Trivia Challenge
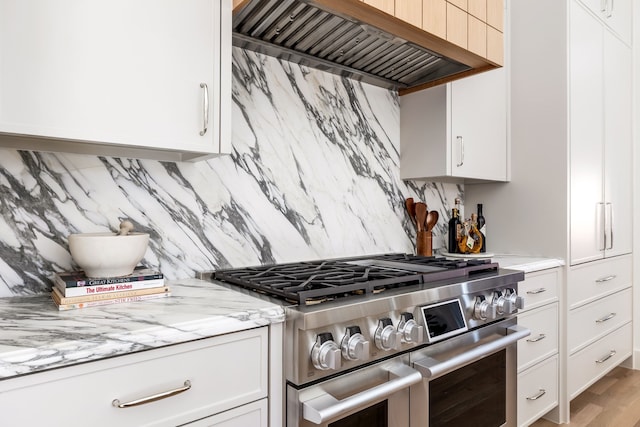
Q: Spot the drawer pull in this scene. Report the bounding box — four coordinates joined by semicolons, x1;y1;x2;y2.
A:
112;380;192;408
526;389;546;401
595;313;616;323
595;350;616;364
595;275;616;283
526;334;546;343
526;288;547;295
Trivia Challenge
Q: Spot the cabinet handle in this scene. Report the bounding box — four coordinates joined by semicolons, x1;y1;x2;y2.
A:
595;275;616;283
595;350;616;364
597;203;606;251
456;136;464;167
526;288;547;295
200;83;209;136
595;313;616;323
605;203;613;250
607;0;614;17
112;380;192;408
526;389;547;401
526;334;546;343
600;0;607;12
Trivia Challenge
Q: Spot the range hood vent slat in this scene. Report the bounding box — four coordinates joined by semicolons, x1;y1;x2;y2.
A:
233;0;479;91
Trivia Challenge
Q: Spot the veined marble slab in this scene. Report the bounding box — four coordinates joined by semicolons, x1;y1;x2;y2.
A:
0;279;284;379
490;254;565;273
0;47;462;297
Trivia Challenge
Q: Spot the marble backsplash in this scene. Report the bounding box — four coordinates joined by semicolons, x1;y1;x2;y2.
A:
0;48;462;297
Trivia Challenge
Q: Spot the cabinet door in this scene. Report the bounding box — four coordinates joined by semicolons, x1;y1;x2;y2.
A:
603;30;632;258
450;66;507;181
0;0;223;155
569;2;604;265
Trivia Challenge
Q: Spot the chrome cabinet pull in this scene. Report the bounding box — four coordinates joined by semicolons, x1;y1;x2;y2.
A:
302;364;422;424
607;0;614;17
597;202;606;251
596;350;616;364
456;136;464;167
526;334;546;343
112;380;192;408
600;0;607;12
605;203;613;250
526;389;546;401
595;275;616;283
200;83;209;136
526;288;547;295
595;313;616;323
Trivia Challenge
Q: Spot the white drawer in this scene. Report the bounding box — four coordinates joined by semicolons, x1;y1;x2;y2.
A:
517;355;558;427
0;327;268;427
568;255;631;309
568;322;632;399
520;268;560;312
517;303;558;372
568;288;632;354
184;399;268;427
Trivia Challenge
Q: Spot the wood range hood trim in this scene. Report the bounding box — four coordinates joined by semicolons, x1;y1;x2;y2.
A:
233;0;501;94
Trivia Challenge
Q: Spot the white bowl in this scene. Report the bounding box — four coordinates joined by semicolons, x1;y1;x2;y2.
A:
68;232;150;278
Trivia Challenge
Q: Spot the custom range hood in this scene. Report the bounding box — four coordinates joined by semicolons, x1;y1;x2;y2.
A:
233;0;500;94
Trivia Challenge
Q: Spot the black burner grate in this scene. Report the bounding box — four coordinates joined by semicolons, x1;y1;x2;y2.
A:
214;254;498;305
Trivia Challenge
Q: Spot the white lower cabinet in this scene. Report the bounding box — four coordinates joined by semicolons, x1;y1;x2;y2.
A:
0;327;269;427
183;399;267;427
568;322;632;399
516;268;560;427
567;255;633;399
518;355;559;427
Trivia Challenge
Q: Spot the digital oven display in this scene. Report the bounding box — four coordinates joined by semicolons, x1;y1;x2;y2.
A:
420;299;468;344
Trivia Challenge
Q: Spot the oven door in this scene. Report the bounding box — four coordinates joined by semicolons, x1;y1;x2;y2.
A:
287;355;422;427
409;318;530;427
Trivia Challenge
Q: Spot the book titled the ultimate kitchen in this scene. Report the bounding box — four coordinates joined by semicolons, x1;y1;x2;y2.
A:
53;267;165;297
52;288;171;311
51;285;171;305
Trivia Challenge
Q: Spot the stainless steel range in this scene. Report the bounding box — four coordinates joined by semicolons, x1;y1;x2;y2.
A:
211;253;530;427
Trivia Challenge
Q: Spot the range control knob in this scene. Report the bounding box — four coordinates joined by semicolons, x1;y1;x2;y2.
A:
398;312;425;344
505;288;525;313
493;291;511;315
473;295;497;321
311;333;342;371
341;326;370;361
374;318;401;351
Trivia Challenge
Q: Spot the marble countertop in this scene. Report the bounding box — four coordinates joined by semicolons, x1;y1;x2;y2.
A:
490;254;565;273
0;278;284;380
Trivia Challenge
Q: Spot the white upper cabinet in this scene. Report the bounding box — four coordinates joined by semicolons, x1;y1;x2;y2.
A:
399;65;508;182
569;1;632;264
578;0;632;44
0;0;231;161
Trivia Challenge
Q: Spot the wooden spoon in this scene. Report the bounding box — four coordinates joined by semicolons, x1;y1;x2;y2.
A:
405;198;416;225
415;203;427;232
425;210;439;232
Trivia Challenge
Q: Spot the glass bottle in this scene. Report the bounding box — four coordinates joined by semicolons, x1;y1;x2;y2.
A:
477;204;486;253
448;208;461;253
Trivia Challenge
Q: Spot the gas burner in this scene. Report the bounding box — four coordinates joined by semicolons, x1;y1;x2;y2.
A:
214;254;500;305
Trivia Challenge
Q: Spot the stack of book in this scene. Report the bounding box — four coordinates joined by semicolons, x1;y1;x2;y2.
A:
51;266;170;310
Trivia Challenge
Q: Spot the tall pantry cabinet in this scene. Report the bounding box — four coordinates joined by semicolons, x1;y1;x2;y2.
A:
464;0;632;424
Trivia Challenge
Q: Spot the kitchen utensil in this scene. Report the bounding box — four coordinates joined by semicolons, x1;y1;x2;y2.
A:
68;220;149;278
425;210;439;232
415;202;427;232
416;230;433;256
405;198;416;225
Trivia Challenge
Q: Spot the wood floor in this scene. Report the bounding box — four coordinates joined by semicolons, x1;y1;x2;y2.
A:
531;367;640;427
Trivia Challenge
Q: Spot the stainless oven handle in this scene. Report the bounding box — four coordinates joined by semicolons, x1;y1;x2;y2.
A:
413;325;530;379
302;363;422;424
